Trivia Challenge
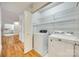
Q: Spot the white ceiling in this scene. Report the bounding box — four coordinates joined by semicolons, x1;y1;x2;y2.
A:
0;2;33;24
0;2;51;24
1;2;33;15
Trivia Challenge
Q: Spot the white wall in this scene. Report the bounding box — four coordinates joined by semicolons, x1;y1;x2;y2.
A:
24;11;32;53
19;14;25;43
0;9;1;55
2;9;18;24
19;11;32;53
32;2;79;38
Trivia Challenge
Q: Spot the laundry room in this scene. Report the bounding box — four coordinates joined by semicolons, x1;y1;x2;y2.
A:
0;2;79;57
32;2;79;57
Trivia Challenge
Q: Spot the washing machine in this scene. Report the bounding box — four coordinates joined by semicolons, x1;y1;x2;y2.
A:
48;33;77;57
34;33;48;56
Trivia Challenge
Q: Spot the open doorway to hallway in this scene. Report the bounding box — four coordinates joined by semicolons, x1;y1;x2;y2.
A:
0;2;48;57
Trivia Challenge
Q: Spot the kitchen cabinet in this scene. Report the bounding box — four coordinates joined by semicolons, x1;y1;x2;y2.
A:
48;38;74;57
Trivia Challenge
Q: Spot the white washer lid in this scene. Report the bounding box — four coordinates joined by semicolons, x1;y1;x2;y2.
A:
49;34;79;42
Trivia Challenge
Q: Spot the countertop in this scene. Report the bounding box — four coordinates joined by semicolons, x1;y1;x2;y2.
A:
49;34;79;42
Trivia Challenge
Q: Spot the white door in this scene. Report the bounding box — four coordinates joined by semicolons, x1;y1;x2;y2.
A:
48;38;74;57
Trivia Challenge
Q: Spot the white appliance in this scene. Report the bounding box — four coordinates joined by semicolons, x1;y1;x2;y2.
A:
74;41;79;57
48;33;78;57
34;33;48;56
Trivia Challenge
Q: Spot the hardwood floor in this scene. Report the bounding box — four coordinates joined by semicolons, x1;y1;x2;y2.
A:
1;35;41;57
2;35;24;57
24;49;41;57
